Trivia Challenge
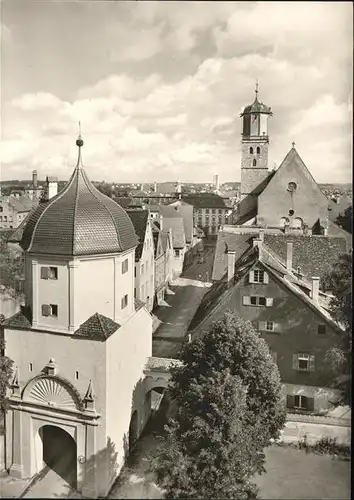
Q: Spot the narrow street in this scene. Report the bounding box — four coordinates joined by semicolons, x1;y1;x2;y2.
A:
152;243;215;358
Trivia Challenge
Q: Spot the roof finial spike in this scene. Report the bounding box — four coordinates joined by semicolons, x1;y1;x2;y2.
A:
255;79;259;97
292;141;295;149
76;121;84;168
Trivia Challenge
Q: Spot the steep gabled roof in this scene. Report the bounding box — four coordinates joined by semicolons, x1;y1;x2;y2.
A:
126;209;149;261
162;217;186;249
73;313;120;340
212;231;254;281
190;244;342;336
260;147;328;204
7;212;31;243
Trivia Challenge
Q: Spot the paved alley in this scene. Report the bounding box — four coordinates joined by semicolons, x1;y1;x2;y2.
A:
152;243;215;358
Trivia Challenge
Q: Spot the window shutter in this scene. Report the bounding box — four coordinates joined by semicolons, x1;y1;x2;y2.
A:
309;355;315;372
263;272;269;284
266;297;274;307
41;304;50;317
41;267;49;279
242;296;251;306
292;354;299;370
286;395;295;409
249;270;255;283
306;397;315;412
258;321;266;331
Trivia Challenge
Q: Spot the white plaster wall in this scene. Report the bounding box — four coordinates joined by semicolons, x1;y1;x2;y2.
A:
74;250;135;328
138;223;155;312
35;258;70;331
4;328;107;417
104;307;152;493
280;421;351;445
284;383;341;414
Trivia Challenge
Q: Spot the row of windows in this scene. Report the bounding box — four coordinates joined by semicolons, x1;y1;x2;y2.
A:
195;208;226;214
41;294;129;318
287;394;314;411
40;259;130;281
257;320;327;335
243;295;273;307
249;146;261;155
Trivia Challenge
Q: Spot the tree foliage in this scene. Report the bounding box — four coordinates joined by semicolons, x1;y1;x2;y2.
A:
0;237;24;297
0;315;14;416
151;313;286;499
335;206;352;234
323;252;352;407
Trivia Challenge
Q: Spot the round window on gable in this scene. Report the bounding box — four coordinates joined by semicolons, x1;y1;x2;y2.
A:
287;182;297;192
289;209;295;216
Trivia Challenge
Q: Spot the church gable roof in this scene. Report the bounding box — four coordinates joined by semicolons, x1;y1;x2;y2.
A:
259;147;328;204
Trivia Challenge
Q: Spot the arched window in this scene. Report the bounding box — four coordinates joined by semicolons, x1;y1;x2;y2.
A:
292;217;303;229
249;147;254;155
279;217;289;228
256;146;260;154
253;159;257;167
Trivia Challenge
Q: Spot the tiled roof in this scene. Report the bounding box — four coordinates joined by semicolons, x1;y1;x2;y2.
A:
73;313;120;340
183;194;231;209
144;356;183;372
326;221;352;249
8;195;37;213
7;213;31;243
114;197;134;208
134;298;145;311
263;234;348;280
3;307;32;329
241;96;272;116
21;162;138;256
212;231;254;280
126;209;149;261
162;217;186;249
160;202;193;244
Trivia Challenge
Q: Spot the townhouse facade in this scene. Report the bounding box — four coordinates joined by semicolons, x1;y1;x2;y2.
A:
152;222;174;307
126;209;155;313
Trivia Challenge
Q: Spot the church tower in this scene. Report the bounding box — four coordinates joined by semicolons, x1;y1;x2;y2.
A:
240;84;272;199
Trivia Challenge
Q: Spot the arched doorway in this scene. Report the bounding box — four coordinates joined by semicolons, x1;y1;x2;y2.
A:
39;425;77;489
128;411;138;452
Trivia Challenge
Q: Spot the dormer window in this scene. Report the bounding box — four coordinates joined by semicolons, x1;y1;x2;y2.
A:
41;266;58;280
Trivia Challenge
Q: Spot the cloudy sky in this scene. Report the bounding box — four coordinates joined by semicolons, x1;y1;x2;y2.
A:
1;1;352;184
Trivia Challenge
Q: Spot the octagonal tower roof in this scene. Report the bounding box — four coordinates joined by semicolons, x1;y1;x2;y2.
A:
21;136;138;256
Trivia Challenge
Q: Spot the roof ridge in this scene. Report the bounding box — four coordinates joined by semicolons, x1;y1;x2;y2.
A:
82;168;124;251
27;170;76;253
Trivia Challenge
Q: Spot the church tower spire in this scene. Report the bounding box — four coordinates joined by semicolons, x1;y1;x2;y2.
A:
240;84;272;201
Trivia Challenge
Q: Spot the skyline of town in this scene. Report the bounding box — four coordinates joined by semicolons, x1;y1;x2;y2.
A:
1;1;352;184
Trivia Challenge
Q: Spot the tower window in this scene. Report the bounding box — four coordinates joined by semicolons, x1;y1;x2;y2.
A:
249;147;254;154
122;259;128;274
253;159;257;167
256;147;260;154
29;363;33;372
121;294;128;309
289;209;295;216
75;371;79;380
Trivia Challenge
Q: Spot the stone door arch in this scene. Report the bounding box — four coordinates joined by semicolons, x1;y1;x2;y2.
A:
38;424;77;488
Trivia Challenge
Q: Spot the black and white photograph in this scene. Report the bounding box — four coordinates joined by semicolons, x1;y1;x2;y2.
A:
0;1;352;498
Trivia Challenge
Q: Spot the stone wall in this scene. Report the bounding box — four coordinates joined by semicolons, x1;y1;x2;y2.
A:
280;413;351;445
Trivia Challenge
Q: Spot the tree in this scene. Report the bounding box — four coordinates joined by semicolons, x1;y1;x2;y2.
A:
151;313;286;499
0;315;14;417
323;251;352;407
96;183;113;198
0;239;24;298
335;206;352;234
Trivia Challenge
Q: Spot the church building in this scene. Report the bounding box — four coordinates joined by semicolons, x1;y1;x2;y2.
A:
2;137;158;497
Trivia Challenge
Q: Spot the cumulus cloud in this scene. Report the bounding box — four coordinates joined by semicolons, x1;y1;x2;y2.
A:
1;1;352;184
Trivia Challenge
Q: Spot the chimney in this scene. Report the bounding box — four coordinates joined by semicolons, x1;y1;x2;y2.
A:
227;250;236;282
311;277;320;302
252;237;263;248
286;242;293;272
46;176;58;200
32;170;38;189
